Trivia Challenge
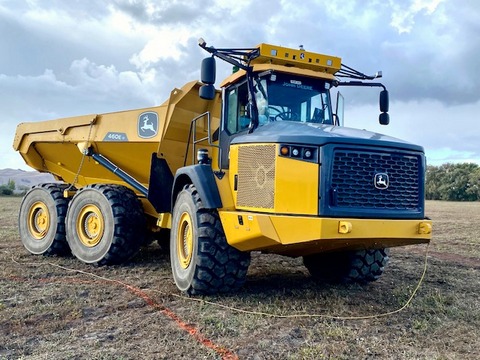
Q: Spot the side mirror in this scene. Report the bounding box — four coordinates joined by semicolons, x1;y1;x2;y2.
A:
379;90;389;113
379;112;390;125
201;57;216;84
199;84;216;100
199;57;216;100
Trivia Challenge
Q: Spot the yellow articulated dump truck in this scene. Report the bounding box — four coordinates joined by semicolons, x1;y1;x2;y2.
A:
13;39;432;295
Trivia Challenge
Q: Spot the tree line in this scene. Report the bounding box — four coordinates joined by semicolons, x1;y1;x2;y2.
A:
2;163;480;201
0;179;16;195
426;163;480;201
0;180;30;196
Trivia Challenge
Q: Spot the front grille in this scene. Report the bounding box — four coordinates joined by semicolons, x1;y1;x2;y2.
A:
331;149;420;211
237;144;276;209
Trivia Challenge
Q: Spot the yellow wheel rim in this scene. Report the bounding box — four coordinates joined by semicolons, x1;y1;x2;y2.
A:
177;212;194;269
77;204;104;247
28;201;50;240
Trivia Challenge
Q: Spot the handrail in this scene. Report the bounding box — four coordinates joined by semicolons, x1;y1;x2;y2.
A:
184;111;221;167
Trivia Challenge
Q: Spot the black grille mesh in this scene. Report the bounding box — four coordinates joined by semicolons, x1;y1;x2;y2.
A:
331;150;420;210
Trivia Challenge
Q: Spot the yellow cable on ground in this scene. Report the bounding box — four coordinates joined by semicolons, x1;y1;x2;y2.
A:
168;243;431;320
6;242;430;321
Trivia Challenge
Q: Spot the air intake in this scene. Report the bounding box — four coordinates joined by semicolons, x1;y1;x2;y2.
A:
237;145;276;209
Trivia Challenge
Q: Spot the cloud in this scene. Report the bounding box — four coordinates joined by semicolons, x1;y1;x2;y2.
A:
390;0;443;34
0;1;146;75
1;60;155;119
129;27;196;69
1;0;479;171
113;0;209;25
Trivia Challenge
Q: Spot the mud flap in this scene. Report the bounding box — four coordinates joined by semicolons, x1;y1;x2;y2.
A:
148;154;174;213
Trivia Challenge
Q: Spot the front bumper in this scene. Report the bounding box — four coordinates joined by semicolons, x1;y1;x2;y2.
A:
219;211;432;256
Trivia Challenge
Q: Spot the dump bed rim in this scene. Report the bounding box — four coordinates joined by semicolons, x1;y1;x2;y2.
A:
13;114;98;151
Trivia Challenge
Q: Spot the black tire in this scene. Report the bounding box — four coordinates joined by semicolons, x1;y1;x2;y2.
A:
18;183;71;256
303;248;390;283
66;184;146;266
170;184;251;295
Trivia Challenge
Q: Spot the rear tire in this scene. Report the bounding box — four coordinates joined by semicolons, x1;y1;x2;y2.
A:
303;248;390;283
18;183;71;256
66;184;146;266
170;184;251;295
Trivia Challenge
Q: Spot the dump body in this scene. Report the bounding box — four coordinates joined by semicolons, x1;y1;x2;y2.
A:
13;80;221;218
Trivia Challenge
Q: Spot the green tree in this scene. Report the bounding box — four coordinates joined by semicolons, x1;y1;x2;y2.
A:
426;163;480;201
0;185;13;196
467;166;480;200
0;180;16;196
7;179;15;191
425;165;443;200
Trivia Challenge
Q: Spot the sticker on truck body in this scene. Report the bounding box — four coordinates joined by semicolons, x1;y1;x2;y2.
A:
103;132;128;141
138;111;159;139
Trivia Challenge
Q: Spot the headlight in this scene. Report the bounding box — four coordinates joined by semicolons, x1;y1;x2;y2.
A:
279;144;318;163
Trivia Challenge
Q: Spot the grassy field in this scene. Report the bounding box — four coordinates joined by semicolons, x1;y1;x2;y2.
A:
0;197;479;359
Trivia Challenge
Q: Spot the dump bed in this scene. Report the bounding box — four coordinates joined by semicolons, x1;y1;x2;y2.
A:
13;81;220;200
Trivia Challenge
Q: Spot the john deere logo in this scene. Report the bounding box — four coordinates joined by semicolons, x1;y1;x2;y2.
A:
138;112;158;139
374;173;389;189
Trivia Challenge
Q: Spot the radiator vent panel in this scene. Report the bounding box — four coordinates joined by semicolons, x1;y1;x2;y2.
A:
237;145;276;209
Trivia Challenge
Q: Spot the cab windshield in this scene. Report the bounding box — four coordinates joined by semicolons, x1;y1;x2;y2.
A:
225;73;333;135
255;73;333;126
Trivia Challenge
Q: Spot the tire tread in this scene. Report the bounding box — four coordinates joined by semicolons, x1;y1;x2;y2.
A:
176;184;251;295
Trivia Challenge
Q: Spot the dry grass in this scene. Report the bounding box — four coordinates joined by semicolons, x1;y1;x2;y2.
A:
0;197;479;359
426;201;480;258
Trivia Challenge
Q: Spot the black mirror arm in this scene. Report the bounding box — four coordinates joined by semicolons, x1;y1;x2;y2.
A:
199;39;261;133
334;81;387;91
198;39;259;72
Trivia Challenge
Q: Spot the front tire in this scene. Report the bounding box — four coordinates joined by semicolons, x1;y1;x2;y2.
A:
170;184;251;295
66;184;145;266
18;183;71;256
303;248;390;283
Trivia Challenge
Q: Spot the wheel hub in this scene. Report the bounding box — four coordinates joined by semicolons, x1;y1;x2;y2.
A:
28;202;50;240
177;212;193;269
77;204;104;247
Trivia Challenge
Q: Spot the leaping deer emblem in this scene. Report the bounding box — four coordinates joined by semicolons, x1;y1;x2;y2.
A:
377;175;387;187
140;115;155;133
374;173;389;189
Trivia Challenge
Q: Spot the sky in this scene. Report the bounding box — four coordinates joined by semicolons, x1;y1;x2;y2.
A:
1;0;479;170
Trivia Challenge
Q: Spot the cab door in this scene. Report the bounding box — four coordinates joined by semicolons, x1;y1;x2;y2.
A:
219;79;251;168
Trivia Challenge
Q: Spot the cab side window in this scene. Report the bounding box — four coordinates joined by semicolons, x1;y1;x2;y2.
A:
226;81;250;134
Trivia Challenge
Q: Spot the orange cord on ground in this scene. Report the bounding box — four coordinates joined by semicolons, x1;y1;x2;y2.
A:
5;243;430;358
5;257;238;360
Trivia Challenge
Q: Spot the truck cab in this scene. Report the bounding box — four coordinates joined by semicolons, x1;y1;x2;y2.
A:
219;69;335;166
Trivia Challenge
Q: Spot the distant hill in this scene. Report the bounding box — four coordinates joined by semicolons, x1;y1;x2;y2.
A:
0;168;56;190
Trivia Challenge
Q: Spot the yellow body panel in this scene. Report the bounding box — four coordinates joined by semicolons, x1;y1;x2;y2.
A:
156;84;221;171
219;211;432;256
228;145;240;194
214;170;236;211
253;43;342;74
274;156;318;215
